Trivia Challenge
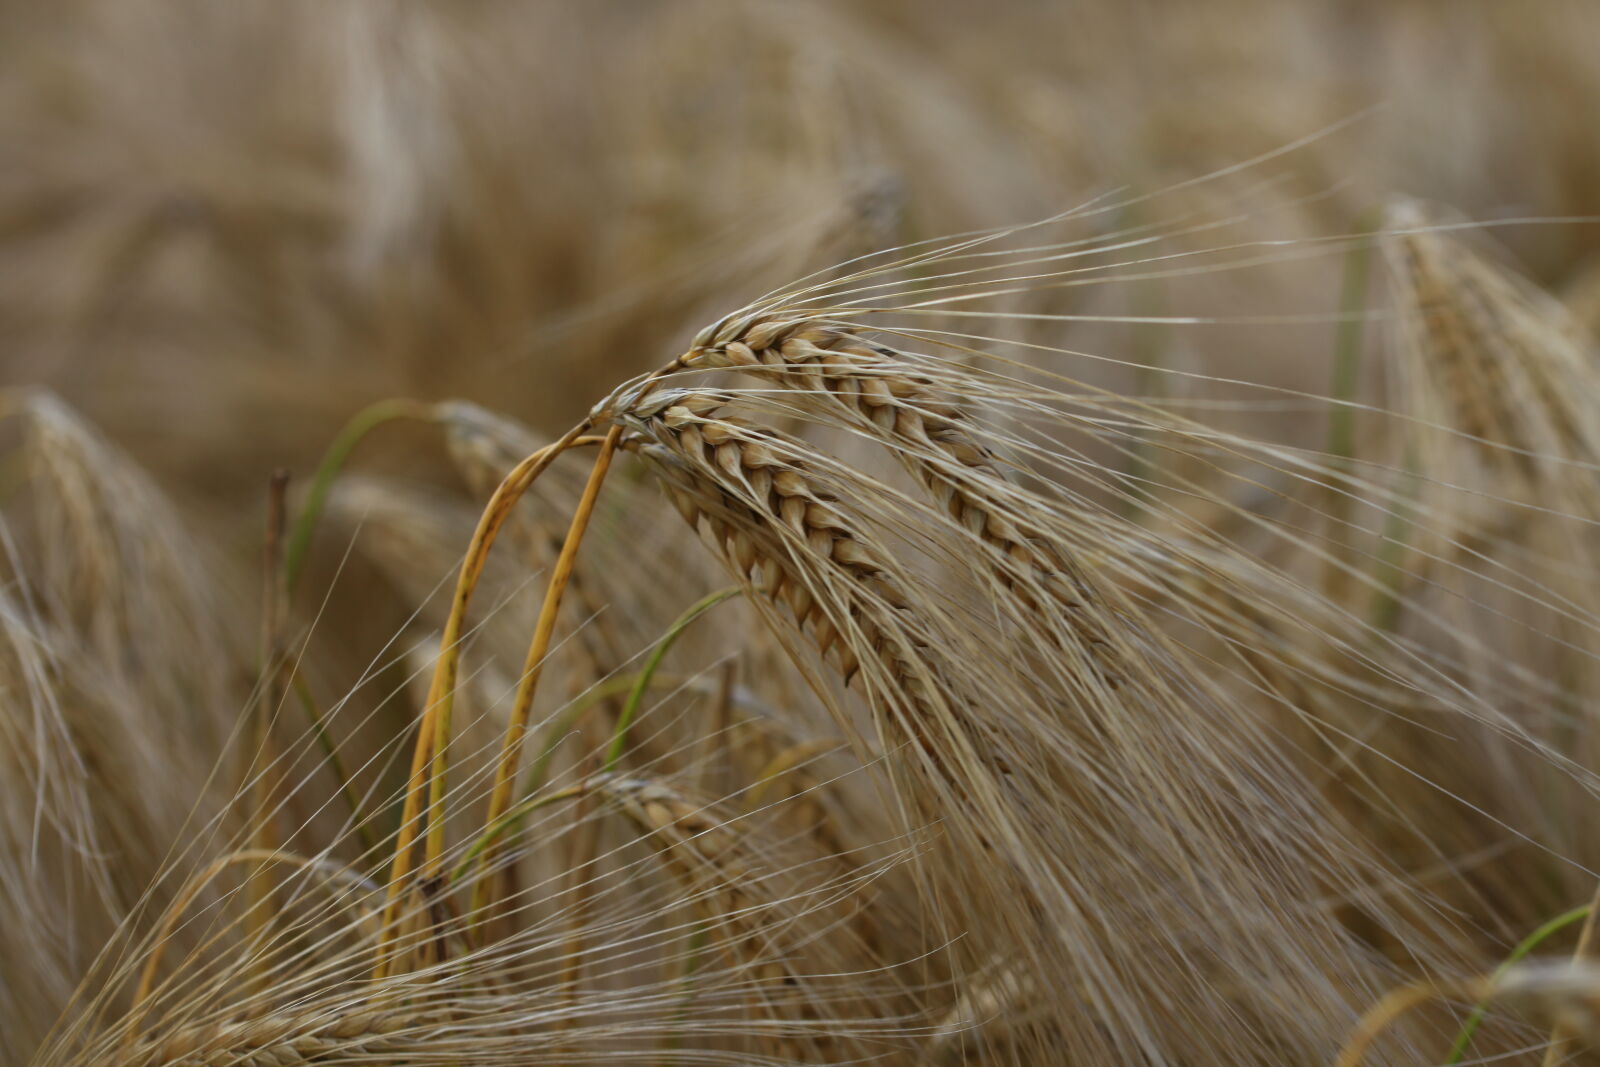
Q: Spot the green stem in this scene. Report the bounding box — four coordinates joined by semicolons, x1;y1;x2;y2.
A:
284;398;431;594
448;781;597;886
453;670;707;877
522;674;658;801
1327;224;1375;464
1121;276;1169;519
291;674;377;856
1321;221;1374;602
1444;904;1591;1064
1369;465;1420;631
603;588;741;774
450;578;738;888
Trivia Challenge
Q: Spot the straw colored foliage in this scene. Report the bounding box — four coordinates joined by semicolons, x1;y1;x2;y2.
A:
6;3;1600;1065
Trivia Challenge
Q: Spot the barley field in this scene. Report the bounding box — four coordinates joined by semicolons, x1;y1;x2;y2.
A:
5;3;1600;1065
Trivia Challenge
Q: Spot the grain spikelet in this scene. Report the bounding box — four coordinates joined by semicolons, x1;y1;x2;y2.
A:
1387;201;1600;485
680;318;1122;681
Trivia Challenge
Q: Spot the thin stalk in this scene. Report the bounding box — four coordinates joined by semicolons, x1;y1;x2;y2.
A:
1323;225;1375;603
1369;466;1420;632
123;849;383;1050
467;426;625;922
605;587;742;773
560;772;603;1037
291;673;377;857
284;398;432;594
125;849;301;1049
1538;888;1600;1066
275;399;424;860
522;673;697;802
448;780;599;885
1444;904;1590;1064
373;423;596;980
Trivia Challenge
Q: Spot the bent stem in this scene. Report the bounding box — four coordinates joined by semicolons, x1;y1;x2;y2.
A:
1444;903;1590;1064
284;398;433;595
467;424;625;925
372;422;596;980
1538;889;1600;1067
449;780;601;886
604;586;742;774
1335;982;1446;1067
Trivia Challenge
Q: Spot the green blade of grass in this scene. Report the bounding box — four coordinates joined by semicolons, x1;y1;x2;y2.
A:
284;397;431;594
1369;464;1420;632
291;673;377;857
1444;904;1591;1064
451;587;739;886
449;779;600;886
603;587;741;774
1322;221;1374;602
1327;223;1376;465
521;674;650;801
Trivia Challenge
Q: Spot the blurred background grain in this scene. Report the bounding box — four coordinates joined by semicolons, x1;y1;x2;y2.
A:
5;4;1600;1062
6;0;1599;521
